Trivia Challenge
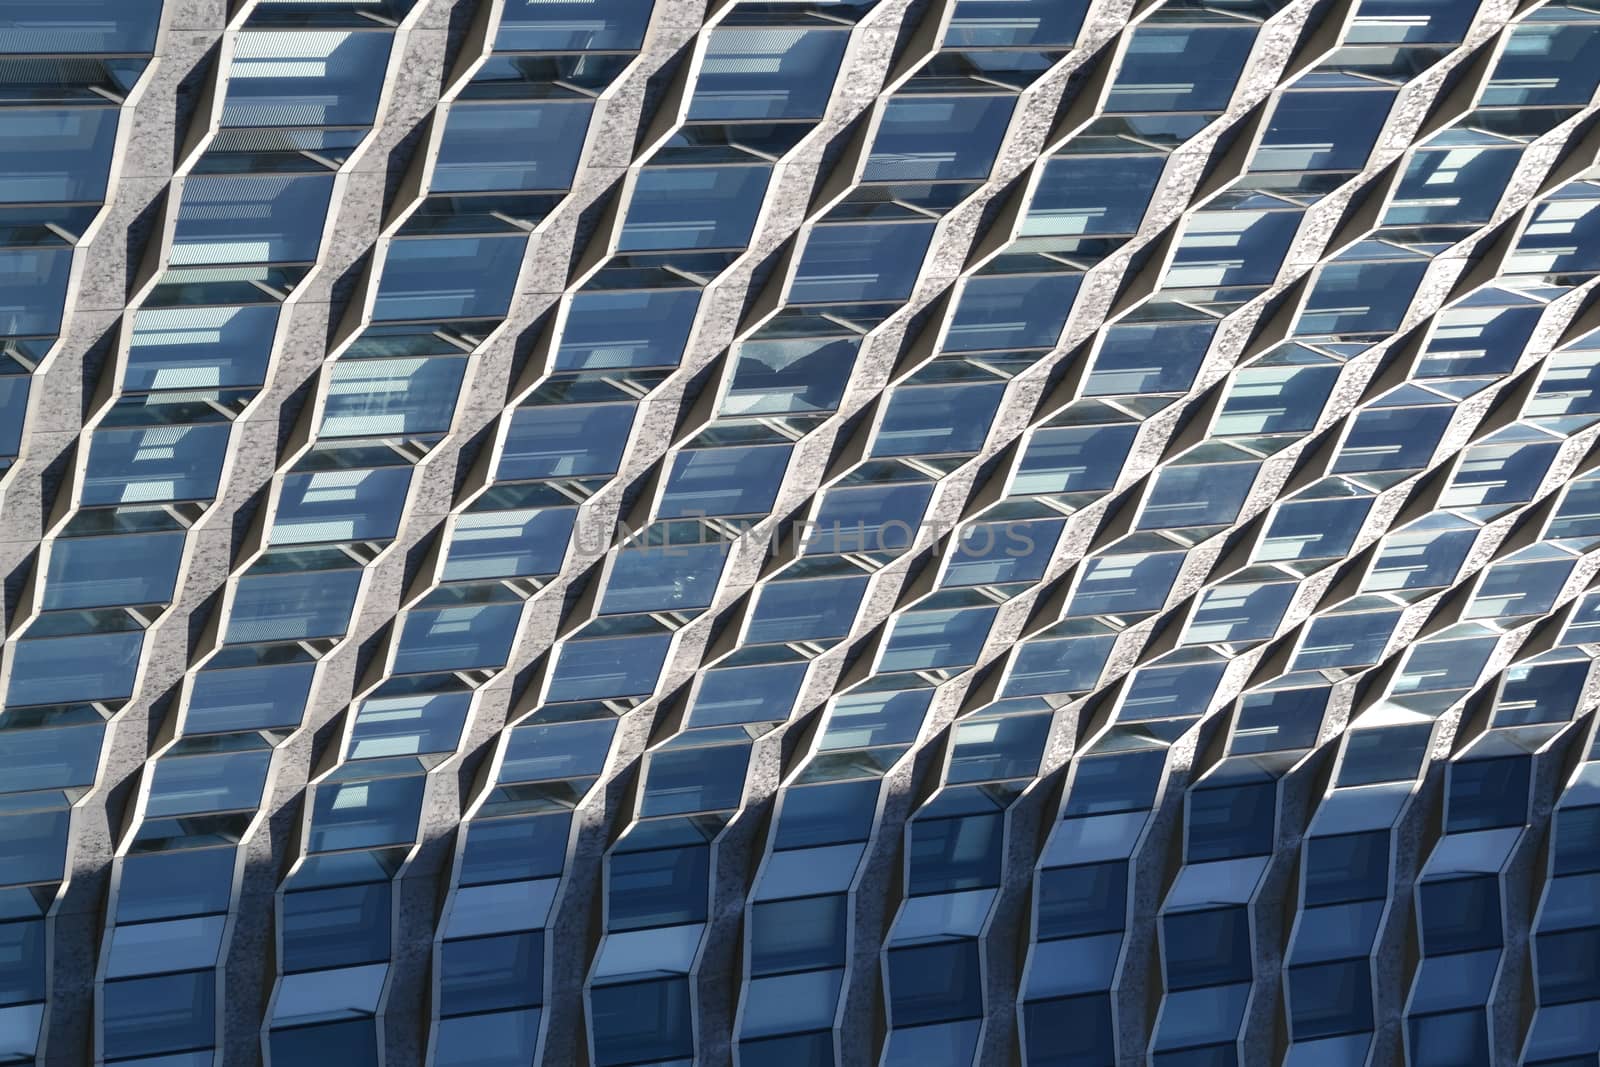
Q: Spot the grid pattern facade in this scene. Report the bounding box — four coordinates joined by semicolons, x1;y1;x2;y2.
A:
3;0;1600;1065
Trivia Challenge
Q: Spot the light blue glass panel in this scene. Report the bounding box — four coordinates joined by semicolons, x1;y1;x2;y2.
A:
0;248;72;338
499;404;635;479
618;165;770;252
43;532;185;610
321;357;468;437
0;0;163;52
494;0;652;51
790;222;935;305
170;174;336;266
125;306;281;390
433;101;593;192
6;631;143;705
554;289;700;371
371;236;526;321
223;30;392;128
273;467;414;544
1106;26;1256;113
224;569;363;644
864;95;1014;181
0;109;118;202
688;28;849;122
81;423;232;505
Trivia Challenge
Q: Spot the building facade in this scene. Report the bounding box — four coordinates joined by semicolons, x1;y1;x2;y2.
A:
1;0;1600;1065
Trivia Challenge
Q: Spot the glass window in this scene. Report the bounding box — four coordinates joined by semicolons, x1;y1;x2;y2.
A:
0;723;103;793
1137;462;1258;530
1333;405;1452;474
43;532;184;610
0;0;163;53
81;423;231;505
0;376;26;459
443;508;576;581
690;663;809;727
185;663;316;734
499;404;634;479
320;357;467;437
688;28;849;122
6;631;142;706
545;633;672;701
887;940;982;1025
0;922;44;1005
944;273;1081;353
945;713;1050;783
750;894;847;975
1106;26;1256;113
789;222;936;305
434;101;593;192
125;305;280;391
659;445;791;518
608;846;709;931
874;384;1002;457
434;1009;539;1066
1037;862;1127;940
270;1018;378;1067
1337;725;1431;786
101;970;215;1059
116;848;236;923
171;174;336;266
225;568;362;644
724;336;857;416
1070;553;1183;617
1029;154;1165;238
745;577;868;644
619;165;770;251
1297;257;1428;338
1485;22;1600;107
1085;321;1214;397
224;30;392;128
1289;958;1373;1038
1386;146;1521;227
459;816;569;885
351;692;473;760
494;0;651;51
641;744;751;816
0;810;69;886
908;814;1003;894
1004;634;1114;698
1187;781;1276;862
307;776;426;853
390;602;522;673
774;781;880;849
1255;88;1392;173
1216;364;1340;436
145;751;272;818
1014;424;1137;495
864;95;1014;181
1418;876;1501;955
741;969;843;1039
106;915;226;979
589;977;692;1066
438;932;542;1014
0;247;72;338
1167;209;1300;288
1446;757;1529;832
0;109;118;203
601;540;728;614
371;236;525;321
1163;906;1252;990
880;607;998;673
1187;582;1296;643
